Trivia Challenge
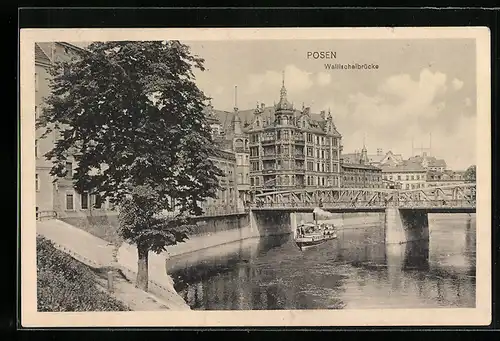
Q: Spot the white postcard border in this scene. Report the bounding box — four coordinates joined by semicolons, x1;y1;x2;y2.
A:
20;27;491;327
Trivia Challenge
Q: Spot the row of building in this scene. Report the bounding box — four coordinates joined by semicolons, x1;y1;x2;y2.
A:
34;42;467;219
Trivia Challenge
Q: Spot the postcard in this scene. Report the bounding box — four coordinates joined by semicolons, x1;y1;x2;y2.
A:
20;27;491;327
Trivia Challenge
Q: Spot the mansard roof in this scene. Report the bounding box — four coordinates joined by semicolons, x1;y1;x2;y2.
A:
35;43;51;65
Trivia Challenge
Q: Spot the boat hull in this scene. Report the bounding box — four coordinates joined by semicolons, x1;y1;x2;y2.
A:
295;234;337;251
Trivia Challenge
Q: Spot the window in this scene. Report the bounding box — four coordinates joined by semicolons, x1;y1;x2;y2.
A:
35;174;40;191
65;162;73;179
92;194;103;209
321;150;325;159
397;175;401;180
307;133;313;142
316;163;320;171
250;177;254;186
251;161;260;171
411;175;415;180
283;130;290;139
406;175;409;180
307;147;313;157
66;192;74;210
35;72;39;92
405;184;410;190
416;175;420;180
35;106;39;121
307;162;313;171
35;139;38;158
81;192;89;209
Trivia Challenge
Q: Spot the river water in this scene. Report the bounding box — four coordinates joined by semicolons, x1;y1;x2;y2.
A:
166;214;476;310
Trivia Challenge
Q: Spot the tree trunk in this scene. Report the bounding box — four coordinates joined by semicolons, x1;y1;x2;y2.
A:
136;243;149;292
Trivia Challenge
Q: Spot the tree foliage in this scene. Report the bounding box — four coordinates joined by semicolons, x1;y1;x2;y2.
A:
464;165;476;182
39;41;224;290
118;185;193;254
38;41;223;216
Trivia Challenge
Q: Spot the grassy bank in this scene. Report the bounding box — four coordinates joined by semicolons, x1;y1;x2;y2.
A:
60;214;122;245
36;235;130;312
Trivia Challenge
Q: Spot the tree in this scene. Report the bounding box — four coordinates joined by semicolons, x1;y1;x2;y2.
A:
464;165;476;182
38;41;223;291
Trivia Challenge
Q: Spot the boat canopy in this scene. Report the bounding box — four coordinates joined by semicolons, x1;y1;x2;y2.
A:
313;207;336;218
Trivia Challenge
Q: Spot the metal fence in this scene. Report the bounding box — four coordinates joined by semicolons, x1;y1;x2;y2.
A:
36;210;58;221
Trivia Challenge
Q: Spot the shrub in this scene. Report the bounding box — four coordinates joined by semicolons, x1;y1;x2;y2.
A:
36;235;130;312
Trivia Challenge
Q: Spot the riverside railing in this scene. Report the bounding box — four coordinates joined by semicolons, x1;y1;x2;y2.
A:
36;210;58;221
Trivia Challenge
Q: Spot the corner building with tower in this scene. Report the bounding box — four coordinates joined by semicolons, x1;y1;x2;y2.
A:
244;75;343;191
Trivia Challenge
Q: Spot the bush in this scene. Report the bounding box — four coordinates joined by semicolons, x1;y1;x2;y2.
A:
36;235;130;312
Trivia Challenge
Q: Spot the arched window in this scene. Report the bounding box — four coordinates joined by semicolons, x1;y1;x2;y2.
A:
234;138;244;149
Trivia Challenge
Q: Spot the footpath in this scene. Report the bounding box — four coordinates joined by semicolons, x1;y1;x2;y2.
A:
37;219;190;311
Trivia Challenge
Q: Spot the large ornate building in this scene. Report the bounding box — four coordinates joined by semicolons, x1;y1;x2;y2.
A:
242;77;343;191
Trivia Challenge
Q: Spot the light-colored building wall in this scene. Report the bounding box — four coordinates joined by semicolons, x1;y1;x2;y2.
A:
35;42;115;218
382;170;427;190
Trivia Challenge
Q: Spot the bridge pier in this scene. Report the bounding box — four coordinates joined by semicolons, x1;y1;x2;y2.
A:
249;210;293;236
290;212;298;238
384;208;429;244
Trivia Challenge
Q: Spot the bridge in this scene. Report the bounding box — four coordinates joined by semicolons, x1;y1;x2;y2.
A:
247;183;476;245
250;183;476;213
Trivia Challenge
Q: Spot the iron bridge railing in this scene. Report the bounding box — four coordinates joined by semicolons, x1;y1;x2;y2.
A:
250;199;476;210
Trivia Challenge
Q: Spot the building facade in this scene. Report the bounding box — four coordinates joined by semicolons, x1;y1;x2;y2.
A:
342;149;404;168
243;78;342;191
35;42;116;219
341;163;383;188
340;145;382;188
203;108;242;214
381;163;427;190
426;170;465;187
407;152;447;172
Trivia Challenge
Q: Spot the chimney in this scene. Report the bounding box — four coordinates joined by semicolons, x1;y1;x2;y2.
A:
320;110;326;120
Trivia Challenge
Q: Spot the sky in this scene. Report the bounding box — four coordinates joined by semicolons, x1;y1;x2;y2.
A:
185;39;477;171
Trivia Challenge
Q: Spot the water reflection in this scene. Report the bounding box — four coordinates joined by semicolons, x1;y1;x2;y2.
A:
167;214;476;310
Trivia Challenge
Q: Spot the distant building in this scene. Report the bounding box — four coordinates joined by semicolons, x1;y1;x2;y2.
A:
378;151;404;167
341;163;382;188
407;152;447;172
381;162;427;190
203;107;241;214
340;144;382;188
342;149;404;167
426;170;465;187
205;99;251;211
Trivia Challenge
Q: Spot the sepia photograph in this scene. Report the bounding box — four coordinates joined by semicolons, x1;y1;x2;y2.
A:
20;27;491;327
